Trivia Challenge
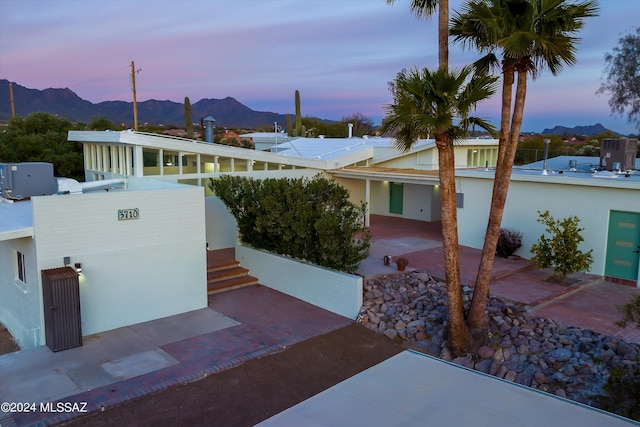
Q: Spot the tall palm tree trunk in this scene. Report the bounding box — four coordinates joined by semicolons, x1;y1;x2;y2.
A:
438;0;449;68
468;70;527;330
437;135;470;355
467;64;515;332
435;0;470;353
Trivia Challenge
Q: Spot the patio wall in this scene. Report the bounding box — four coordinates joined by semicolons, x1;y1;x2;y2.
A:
235;245;362;320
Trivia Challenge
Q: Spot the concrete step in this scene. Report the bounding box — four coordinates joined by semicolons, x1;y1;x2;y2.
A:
207;260;241;273
207;275;260;295
208;266;251;283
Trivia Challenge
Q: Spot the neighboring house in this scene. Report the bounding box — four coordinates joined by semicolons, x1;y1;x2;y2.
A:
456;165;640;285
68;130;499;225
239;132;297;151
221;131;241;145
0;173;207;350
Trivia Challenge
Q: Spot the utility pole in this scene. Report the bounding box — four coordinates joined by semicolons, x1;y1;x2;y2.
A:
8;81;15;119
130;61;141;130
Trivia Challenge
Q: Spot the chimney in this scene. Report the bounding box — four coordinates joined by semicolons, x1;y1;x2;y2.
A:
348;123;353;138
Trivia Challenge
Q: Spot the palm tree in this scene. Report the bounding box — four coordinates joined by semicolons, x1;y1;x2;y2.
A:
450;0;599;335
385;0;473;354
381;66;497;354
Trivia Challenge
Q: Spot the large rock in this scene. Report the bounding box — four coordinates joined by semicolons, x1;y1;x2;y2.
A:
546;348;572;362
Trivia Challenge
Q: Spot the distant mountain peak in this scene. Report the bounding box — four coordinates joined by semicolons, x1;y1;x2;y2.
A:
541;123;618;136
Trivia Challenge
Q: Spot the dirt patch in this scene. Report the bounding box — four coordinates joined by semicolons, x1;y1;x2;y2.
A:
0;324;20;355
543;275;581;287
63;324;406;427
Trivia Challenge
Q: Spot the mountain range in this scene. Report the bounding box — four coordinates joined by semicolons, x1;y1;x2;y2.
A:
541;123;618;137
0;80;625;135
0;80;291;129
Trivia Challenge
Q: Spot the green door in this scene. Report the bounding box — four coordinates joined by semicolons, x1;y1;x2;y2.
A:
605;210;640;281
389;182;403;214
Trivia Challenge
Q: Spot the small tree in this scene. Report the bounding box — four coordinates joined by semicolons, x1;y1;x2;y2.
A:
530;210;594;283
89;115;117;131
597;26;640;131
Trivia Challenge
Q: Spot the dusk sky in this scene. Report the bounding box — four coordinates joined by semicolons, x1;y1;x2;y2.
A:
1;0;638;134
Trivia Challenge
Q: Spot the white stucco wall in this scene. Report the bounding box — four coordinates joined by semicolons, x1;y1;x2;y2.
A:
30;184;207;341
0;237;40;349
457;172;640;277
236;245;362;319
205;197;238;250
367;181;440;221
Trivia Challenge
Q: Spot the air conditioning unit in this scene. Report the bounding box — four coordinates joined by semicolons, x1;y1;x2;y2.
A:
599;138;638;171
0;162;58;200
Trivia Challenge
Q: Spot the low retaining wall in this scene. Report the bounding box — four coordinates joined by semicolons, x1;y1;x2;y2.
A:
235;245;362;320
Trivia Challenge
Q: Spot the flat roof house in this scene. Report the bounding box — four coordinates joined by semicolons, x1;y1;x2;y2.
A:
0;172;207;350
66;130;640;287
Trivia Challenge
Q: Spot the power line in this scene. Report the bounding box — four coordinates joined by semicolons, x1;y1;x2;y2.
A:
66;64;131;88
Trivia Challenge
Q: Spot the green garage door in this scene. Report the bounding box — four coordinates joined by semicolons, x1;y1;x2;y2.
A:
605;210;640;281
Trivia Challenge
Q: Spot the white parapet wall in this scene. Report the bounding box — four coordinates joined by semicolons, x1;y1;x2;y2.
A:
235;245;362;320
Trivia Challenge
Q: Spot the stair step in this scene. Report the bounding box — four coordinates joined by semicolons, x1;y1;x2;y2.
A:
208;266;251;283
207;275;259;295
207;260;240;272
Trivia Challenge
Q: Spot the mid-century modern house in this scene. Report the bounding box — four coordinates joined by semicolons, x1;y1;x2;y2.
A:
1;129;638;350
66;130;640;284
0;166;207;350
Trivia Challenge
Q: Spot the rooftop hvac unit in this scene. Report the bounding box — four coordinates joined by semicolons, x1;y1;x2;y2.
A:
0;162;58;200
599;138;638;171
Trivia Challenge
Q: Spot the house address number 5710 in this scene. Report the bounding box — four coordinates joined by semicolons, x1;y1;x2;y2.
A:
118;208;139;221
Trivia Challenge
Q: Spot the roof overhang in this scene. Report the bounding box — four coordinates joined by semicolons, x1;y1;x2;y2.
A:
330;166;441;185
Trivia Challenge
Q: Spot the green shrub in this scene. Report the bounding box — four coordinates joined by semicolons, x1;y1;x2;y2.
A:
209;175;370;273
530;210;593;282
597;365;640;421
617;293;640;330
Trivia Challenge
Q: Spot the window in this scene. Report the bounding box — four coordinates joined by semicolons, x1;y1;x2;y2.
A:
467;148;498;167
15;251;26;284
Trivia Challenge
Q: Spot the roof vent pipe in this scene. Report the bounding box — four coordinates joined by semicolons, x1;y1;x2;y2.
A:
204;116;216;143
348;123;353;138
542;138;550;175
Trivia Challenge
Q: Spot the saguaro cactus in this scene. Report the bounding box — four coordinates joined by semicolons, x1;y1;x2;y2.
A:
184;96;193;138
291;90;303;136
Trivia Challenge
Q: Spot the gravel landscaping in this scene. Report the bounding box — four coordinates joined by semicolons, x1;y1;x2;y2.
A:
358;271;639;410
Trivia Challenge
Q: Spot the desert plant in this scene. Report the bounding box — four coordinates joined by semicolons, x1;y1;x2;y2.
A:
617;293;640;330
496;228;522;258
396;257;409;271
209;174;370;273
530;210;594;283
290;90;303;137
594;293;640;420
184;96;193;138
597;365;640;421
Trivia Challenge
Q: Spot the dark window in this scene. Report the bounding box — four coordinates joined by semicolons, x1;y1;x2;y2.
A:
16;251;26;283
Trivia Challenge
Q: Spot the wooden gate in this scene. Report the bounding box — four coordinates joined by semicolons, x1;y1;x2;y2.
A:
41;267;82;352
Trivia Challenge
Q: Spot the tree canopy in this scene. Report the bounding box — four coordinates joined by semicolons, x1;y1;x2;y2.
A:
209;175;371;273
597;26;640;131
0;112;85;181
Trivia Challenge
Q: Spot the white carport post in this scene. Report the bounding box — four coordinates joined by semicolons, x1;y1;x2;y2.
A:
197;153;201;186
134;145;144;177
365;178;370;228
